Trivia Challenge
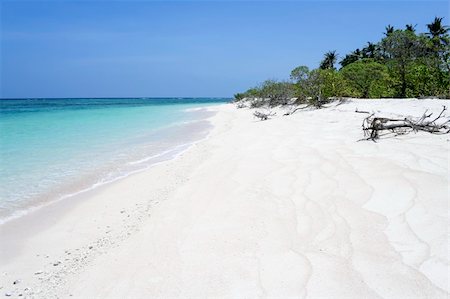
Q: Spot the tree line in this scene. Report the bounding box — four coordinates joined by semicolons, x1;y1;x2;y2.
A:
234;17;450;107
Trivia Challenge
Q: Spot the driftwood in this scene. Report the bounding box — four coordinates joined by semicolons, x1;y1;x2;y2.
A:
361;106;450;141
236;102;246;109
253;110;276;121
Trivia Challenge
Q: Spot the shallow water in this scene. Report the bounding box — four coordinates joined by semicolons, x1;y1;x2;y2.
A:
0;98;229;222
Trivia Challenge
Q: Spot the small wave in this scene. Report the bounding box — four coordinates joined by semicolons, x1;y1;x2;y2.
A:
0;103;219;226
0;138;202;226
184;107;208;112
127;142;192;166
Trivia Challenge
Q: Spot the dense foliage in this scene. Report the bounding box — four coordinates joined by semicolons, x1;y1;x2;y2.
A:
234;18;450;105
340;59;393;98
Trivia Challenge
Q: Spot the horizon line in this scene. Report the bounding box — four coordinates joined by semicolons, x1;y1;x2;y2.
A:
0;97;232;100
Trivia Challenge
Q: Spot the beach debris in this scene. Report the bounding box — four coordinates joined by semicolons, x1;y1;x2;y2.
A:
253;110;276;121
34;271;43;275
4;292;12;297
53;261;61;266
12;280;20;285
360;106;450;141
88;246;93;250
235;102;246;109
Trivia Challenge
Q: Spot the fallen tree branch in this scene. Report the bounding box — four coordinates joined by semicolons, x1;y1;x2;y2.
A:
283;104;311;116
235;102;246;109
361;106;450;141
253;110;276;121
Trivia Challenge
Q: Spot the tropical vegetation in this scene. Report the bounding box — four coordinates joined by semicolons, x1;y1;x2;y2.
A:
234;17;450;105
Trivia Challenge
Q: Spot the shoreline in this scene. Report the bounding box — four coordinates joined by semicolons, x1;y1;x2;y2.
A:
1;99;449;298
0;103;234;298
0;105;222;226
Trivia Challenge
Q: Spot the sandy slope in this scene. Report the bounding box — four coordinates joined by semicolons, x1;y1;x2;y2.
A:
0;99;449;298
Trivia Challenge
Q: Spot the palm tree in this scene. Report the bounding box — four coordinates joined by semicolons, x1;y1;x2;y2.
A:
384;25;394;36
340;49;361;68
340;54;356;68
405;24;416;32
426;17;449;39
320;50;338;70
362;42;378;59
426;17;450;73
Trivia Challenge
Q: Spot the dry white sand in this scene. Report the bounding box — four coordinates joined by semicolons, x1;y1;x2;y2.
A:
0;99;449;298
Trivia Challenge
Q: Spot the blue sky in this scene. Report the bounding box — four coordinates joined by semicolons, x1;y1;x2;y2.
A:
1;1;448;98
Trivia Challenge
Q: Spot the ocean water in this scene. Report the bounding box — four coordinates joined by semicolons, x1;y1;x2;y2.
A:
0;98;229;223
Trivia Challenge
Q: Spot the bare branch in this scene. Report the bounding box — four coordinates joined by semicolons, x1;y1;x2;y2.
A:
283;104;311;116
235;102;246;109
360;106;450;141
253;110;276;121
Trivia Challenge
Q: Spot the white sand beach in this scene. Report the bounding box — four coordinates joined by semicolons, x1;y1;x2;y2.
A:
0;99;449;298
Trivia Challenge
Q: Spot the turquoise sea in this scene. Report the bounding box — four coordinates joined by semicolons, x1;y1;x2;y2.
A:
0;98;229;223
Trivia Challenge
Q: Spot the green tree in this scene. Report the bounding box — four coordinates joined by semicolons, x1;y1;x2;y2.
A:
318;69;351;98
290;65;310;82
294;69;324;105
426;17;450;78
406;63;443;97
258;80;296;106
295;69;351;106
340;59;393;98
380;29;429;97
